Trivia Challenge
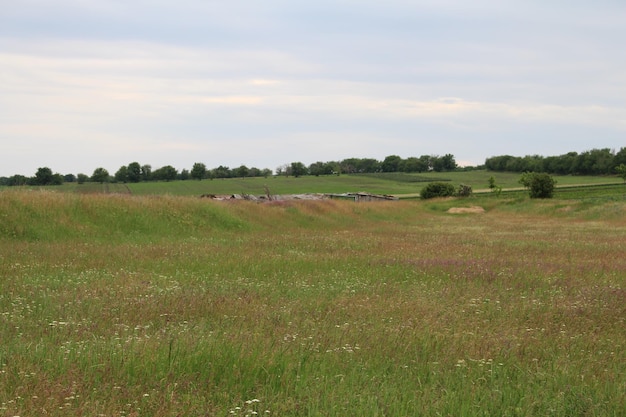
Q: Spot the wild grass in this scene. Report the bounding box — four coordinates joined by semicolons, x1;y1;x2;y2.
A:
1;189;625;416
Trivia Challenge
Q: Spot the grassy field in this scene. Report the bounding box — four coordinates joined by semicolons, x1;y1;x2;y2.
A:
1;189;625;416
49;170;624;198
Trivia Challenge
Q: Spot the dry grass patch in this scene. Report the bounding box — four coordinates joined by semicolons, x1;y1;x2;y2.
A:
447;206;485;214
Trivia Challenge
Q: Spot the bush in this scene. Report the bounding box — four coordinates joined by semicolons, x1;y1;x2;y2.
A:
456;184;472;197
519;172;557;199
421;182;456;199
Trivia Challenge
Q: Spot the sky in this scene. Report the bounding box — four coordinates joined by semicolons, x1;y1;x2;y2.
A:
1;0;625;177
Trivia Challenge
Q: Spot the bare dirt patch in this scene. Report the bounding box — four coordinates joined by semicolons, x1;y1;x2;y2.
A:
447;206;485;214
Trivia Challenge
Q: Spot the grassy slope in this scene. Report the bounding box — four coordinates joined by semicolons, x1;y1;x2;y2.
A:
1;190;625;416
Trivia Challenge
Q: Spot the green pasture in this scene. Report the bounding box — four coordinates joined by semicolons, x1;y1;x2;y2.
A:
51;170;623;198
1;189;625;416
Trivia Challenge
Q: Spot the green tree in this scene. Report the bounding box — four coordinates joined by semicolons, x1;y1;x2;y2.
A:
141;165;152;181
114;166;128;183
401;157;421;173
153;165;178;181
614;147;626;166
34;167;54;185
309;161;332;176
8;175;28;186
290;162;308;177
616;164;626;183
519;172;556;198
127;162;142;182
234;165;250;178
381;155;402;172
488;176;502;197
213;165;231;179
77;173;89;184
191;162;207;180
358;158;381;173
91;167;110;184
50;173;64;185
441;154;457;171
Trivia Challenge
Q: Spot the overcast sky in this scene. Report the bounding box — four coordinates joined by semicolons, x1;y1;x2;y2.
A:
1;0;625;177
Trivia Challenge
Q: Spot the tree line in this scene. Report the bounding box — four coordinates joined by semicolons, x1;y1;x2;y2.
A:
485;147;626;176
0;154;459;186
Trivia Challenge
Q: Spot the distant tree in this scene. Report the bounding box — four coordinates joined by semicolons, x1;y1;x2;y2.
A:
261;168;273;178
521;155;543;172
614;147;626;166
441;154;457;171
213;165;231;179
34;167;54;185
114;166;128;183
571;148;614;175
91;167;110;183
616;164;626;183
127;162;142;182
141;164;152;181
248;167;261;177
519;172;556;199
234;165;250;178
381;155;402;172
7;174;28;186
275;164;289;176
485;155;515;171
179;169;190;180
50;173;64;185
419;155;432;172
77;173;89;184
358;158;381;173
290;162;308;177
431;155;457;172
401;157;421;173
32;167;63;185
339;158;359;174
309;161;323;176
191;162;207;180
309;161;334;176
153;165;178;181
431;156;445;172
64;174;76;183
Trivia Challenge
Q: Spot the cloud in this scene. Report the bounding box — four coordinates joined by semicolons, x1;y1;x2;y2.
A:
1;1;625;176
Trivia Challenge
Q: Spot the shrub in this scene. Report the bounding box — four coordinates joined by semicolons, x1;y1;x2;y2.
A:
519;172;557;199
456;184;472;197
421;182;456;199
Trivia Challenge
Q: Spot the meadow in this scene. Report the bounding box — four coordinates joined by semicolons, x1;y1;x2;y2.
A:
1;187;625;416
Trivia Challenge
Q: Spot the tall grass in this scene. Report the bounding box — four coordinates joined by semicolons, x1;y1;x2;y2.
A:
1;190;625;416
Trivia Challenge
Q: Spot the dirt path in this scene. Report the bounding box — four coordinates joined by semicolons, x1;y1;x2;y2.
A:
396;181;623;199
